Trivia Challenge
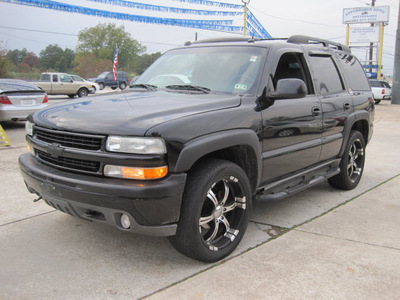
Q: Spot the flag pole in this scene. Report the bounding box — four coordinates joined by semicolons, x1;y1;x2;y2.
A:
113;44;119;88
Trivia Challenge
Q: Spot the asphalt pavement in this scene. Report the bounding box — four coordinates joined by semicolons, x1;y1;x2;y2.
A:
0;99;399;299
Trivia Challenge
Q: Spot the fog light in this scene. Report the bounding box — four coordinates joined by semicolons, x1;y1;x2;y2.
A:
120;214;131;229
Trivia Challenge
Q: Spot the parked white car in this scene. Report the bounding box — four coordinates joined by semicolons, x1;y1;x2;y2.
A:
369;80;392;104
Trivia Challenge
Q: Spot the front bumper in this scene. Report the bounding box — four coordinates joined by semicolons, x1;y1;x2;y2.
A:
19;153;186;236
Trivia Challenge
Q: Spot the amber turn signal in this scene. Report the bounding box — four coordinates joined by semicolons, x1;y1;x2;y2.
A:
104;165;168;180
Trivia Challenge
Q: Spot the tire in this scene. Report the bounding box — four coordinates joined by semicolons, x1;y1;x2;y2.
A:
68;94;75;99
111;86;117;90
77;88;89;97
169;159;251;262
99;83;105;90
328;130;365;190
119;82;127;90
374;99;381;104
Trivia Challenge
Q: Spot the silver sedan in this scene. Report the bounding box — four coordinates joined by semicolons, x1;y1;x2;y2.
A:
0;79;49;122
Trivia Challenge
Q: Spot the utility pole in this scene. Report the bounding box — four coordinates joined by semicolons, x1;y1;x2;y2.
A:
369;0;375;74
392;4;400;104
242;0;250;36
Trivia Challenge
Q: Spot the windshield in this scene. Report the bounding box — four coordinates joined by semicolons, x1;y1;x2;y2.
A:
97;72;109;79
135;46;266;94
71;75;84;82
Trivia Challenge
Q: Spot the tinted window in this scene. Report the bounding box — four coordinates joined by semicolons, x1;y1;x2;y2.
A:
52;75;58;82
273;52;314;95
308;56;344;95
336;53;370;91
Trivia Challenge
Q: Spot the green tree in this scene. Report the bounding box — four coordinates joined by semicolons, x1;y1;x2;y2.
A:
72;53;111;78
76;23;146;72
0;50;11;78
39;44;75;72
6;48;27;66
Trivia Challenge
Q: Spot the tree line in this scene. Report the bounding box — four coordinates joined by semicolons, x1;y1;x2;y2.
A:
0;23;162;80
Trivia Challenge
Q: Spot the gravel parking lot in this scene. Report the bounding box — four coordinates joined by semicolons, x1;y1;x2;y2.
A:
1;99;399;299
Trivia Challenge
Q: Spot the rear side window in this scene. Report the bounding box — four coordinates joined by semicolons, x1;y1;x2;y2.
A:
336;53;370;91
52;75;58;82
41;74;50;82
308;55;344;95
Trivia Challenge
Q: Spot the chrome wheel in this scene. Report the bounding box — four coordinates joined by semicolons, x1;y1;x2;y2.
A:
169;159;251;262
200;177;247;251
347;138;364;183
328;130;366;190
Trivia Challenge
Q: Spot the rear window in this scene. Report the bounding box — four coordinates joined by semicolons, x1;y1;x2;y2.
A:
336;53;370;91
369;81;383;88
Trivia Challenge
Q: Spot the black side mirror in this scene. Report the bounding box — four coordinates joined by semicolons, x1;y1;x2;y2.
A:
269;78;307;99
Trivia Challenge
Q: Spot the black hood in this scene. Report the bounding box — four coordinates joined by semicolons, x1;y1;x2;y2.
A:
30;91;241;136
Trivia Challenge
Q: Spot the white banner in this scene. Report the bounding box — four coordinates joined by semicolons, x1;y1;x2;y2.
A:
343;6;390;24
350;26;380;43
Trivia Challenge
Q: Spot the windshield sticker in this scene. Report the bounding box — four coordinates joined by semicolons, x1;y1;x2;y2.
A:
250;56;258;62
235;83;248;90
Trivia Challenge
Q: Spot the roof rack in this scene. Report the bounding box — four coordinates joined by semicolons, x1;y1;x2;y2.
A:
184;36;258;46
287;35;351;53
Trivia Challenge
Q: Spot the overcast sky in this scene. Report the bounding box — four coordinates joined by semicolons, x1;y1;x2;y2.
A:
0;0;398;76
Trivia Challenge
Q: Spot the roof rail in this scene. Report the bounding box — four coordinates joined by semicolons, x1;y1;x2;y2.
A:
184;36;257;46
287;35;351;53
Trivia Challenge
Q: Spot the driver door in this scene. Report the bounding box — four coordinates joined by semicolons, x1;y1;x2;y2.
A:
260;51;322;183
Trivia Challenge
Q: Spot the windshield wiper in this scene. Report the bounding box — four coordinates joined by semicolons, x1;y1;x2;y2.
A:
130;84;158;91
165;85;210;94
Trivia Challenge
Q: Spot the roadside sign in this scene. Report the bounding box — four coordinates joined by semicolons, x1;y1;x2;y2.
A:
350;26;379;43
343;6;390;24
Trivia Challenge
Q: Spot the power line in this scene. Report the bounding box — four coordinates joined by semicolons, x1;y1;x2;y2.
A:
0;25;78;36
248;5;342;28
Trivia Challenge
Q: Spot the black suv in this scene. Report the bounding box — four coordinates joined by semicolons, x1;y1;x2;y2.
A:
19;36;374;262
92;71;129;90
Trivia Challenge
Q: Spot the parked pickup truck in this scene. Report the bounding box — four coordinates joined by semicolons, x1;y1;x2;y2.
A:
33;72;94;98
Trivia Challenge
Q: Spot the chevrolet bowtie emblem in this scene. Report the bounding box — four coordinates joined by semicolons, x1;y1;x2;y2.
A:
47;143;64;158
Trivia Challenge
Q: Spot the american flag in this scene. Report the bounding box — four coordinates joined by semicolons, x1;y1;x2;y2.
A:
113;45;118;81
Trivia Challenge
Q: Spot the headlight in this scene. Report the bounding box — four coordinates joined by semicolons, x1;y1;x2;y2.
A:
106;136;166;154
25;121;34;136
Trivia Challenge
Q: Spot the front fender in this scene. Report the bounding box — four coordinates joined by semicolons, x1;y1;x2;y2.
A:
174;129;262;185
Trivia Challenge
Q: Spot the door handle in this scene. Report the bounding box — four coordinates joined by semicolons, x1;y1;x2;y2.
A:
312;107;321;117
344;102;351;110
